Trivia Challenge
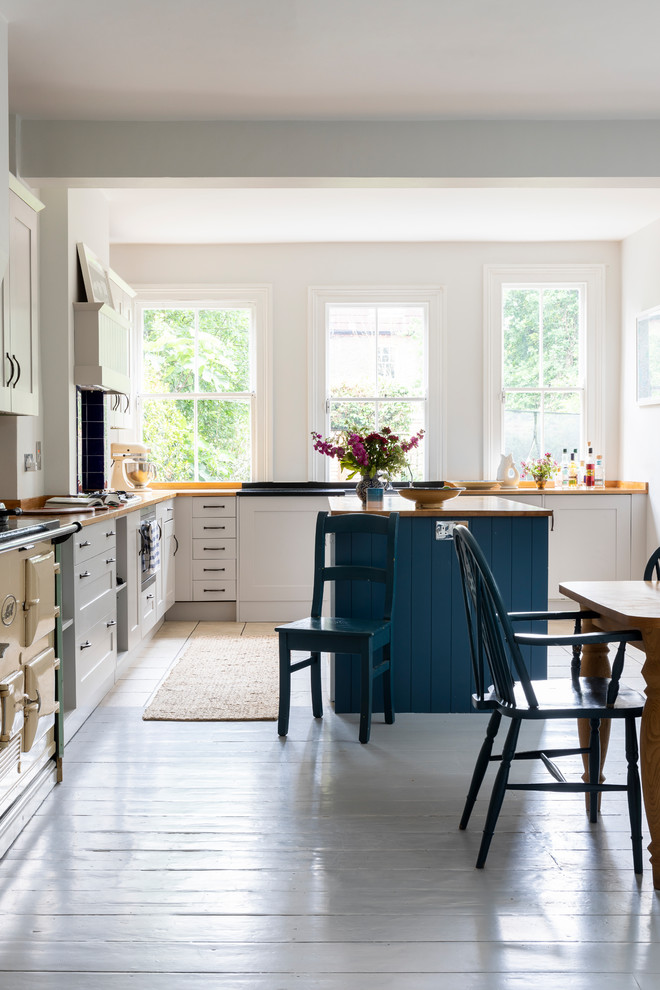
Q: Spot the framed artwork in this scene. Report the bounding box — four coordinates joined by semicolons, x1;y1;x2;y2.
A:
77;242;114;308
636;305;660;405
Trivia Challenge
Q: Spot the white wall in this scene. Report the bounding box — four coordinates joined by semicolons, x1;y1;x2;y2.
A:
39;188;111;494
621;220;660;553
112;239;622;483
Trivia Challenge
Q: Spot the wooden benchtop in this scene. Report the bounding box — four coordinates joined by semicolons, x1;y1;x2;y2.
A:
328;494;552;517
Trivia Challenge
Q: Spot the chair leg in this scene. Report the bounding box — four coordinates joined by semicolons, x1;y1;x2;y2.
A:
587;718;601;824
382;644;395;726
310;652;323;719
277;638;291;737
460;711;502;831
359;644;374;744
625;716;644;875
476;719;520;869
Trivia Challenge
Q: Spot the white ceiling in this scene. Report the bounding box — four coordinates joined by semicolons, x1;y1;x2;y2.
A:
5;0;660;121
104;185;660;244
5;0;660;243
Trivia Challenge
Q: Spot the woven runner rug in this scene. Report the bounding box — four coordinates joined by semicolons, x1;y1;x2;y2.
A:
143;635;279;721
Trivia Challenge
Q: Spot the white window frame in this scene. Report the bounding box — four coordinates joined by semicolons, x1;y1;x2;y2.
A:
133;284;272;481
483;264;605;477
309;285;446;481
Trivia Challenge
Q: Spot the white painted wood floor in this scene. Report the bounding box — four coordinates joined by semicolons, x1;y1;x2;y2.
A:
0;619;658;989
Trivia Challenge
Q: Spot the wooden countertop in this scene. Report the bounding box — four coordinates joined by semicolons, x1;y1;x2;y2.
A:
328;494;553;517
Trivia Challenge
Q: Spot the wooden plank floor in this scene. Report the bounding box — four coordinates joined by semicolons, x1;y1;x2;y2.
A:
0;619;658;989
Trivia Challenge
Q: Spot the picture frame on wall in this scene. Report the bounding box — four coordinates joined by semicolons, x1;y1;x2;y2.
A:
77;242;114;308
636;305;660;405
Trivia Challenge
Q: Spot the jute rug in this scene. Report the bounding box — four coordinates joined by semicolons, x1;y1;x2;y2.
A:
143;635;279;721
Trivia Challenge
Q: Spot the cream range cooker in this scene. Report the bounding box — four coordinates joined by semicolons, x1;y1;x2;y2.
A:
0;508;80;854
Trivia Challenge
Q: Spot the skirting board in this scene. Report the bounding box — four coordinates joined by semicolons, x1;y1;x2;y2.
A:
166;601;237;622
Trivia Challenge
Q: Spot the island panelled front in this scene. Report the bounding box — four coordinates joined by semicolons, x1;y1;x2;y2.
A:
328;495;553;714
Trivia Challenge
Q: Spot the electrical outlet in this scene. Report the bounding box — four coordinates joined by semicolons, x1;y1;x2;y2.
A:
24;453;36;472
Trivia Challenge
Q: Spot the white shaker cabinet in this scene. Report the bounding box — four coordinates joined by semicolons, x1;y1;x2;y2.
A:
172;496;237;620
156;498;176;619
237;496;331;622
493;490;646;605
70;520;118;723
0;179;43;416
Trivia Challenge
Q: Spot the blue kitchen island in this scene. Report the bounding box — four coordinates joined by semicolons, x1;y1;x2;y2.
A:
328;494;552;714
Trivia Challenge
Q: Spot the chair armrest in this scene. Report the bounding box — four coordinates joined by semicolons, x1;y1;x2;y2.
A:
508;610;601;622
514;628;643;648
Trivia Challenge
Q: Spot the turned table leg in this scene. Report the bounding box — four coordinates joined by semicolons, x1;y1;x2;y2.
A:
577;618;612;810
640;628;660;887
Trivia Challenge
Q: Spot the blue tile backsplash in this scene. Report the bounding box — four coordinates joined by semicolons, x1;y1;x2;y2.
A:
77;388;107;491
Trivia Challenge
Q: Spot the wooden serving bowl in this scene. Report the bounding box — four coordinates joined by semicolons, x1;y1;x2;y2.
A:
397;486;465;509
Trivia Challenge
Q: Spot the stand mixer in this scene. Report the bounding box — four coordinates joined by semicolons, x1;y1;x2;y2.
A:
110;442;157;490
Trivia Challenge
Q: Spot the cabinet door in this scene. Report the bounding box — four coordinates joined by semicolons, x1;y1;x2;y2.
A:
544;494;632;601
237;496;330;621
0;270;10;410
156;500;175;618
6;190;39;416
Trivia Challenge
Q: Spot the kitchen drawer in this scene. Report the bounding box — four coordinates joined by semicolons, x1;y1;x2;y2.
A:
192;537;236;560
75;553;117;627
192;580;237;601
140;583;158;634
192;517;236;539
192;559;236;581
191;497;236;518
76;610;117;700
73;524;117;565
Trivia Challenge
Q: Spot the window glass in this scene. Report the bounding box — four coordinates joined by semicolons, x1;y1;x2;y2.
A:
502;286;584;466
140;306;254;482
326;303;427;481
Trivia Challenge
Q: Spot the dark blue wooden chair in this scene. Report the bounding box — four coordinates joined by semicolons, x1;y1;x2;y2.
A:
276;510;399;744
453;523;645;873
644;547;660;580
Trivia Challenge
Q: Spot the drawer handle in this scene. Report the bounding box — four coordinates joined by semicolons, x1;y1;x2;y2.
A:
205;589;225;593
203;504;226;509
106;530;116;537
173;534;179;556
80;640;92;650
106;557;116;564
204;525;225;530
146;593;154;600
106;619;117;627
79;570;91;579
203;547;226;551
204;567;225;572
78;540;91;548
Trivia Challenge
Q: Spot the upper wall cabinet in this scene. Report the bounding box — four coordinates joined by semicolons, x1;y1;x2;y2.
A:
0;176;44;416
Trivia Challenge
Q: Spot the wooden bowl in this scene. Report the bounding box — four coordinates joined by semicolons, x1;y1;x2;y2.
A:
397;486;465;509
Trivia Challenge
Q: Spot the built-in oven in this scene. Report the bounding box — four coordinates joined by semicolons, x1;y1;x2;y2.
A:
139;507;161;591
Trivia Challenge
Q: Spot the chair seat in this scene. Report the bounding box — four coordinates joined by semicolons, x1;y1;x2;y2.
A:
275;615;391;653
474;675;645;718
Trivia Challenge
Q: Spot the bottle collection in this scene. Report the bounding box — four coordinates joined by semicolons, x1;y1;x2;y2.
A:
559;443;604;489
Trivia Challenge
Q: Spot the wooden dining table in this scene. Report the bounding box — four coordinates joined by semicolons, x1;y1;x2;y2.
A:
559;579;660;887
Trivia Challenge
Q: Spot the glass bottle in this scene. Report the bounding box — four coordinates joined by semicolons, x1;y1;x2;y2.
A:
561;448;569;488
595;453;605;488
585;444;595;488
568;451;578;488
